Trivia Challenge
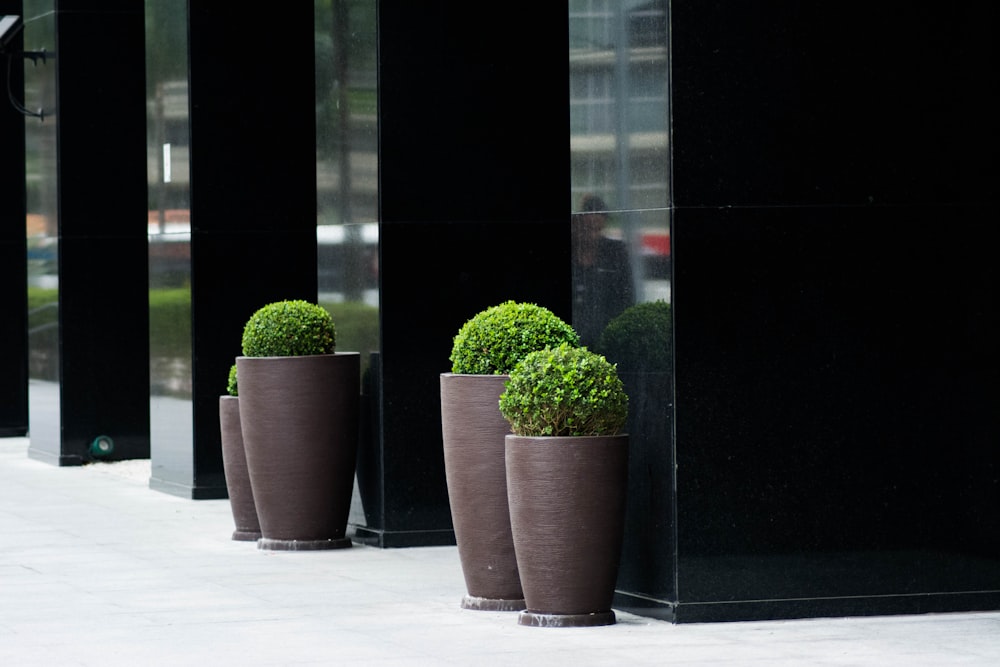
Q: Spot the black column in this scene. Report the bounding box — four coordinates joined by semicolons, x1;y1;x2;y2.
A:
357;1;571;546
27;0;150;464
666;0;999;622
147;3;318;497
0;0;28;437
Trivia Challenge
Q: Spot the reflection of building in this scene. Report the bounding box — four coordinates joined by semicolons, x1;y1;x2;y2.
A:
2;2;996;628
570;0;669;212
148;80;190;220
569;1;669;309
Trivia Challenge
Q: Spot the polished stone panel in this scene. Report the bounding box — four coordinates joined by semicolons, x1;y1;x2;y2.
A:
609;0;1000;622
669;204;998;622
670;2;994;208
59;235;150;461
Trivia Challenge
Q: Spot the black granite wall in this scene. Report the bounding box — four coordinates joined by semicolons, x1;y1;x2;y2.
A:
659;0;999;622
0;0;28;437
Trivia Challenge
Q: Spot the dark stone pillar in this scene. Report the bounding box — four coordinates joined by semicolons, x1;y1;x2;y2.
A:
0;0;29;437
660;0;1000;622
26;0;150;464
147;2;318;498
355;1;571;546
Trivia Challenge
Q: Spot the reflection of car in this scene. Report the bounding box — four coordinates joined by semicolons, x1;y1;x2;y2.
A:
639;230;670;280
317;223;379;296
147;218;381;299
149;219;655;298
148;217;192;288
27;215;58;288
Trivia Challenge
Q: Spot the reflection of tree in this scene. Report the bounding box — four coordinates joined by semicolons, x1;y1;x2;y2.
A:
144;1;188;97
331;0;353;224
315;0;377;165
149;288;192;398
569;0;669;309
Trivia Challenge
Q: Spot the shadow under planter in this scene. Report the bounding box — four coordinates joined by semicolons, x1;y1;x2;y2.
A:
237;353;360;551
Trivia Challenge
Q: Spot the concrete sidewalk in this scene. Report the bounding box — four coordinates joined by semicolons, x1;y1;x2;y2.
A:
1;436;998;666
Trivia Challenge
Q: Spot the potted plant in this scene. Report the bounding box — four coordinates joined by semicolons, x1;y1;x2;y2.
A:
441;300;580;611
236;299;360;551
499;342;629;627
219;363;261;541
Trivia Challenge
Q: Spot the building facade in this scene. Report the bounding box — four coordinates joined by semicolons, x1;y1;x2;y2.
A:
1;0;997;622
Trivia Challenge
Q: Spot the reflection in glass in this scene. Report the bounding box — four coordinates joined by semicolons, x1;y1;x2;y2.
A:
570;0;674;600
571;194;634;349
24;4;60;441
315;0;379;531
315;1;379;371
569;0;669;321
145;0;193;478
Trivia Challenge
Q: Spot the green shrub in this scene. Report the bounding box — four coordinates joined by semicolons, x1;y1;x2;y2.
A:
27;286;58;313
226;364;238;396
241;300;336;357
499;343;628;437
449;300;580;375
320;300;379;377
321;300;379;353
149;288;192;359
597;300;672;373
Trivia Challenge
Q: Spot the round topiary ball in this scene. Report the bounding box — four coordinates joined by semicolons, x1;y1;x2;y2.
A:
226;363;238;396
499;342;628;437
241;300;336;357
449;300;580;375
597;300;672;373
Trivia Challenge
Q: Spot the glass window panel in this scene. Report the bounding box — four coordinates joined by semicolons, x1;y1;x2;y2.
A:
570;0;673;601
570;0;670;337
24;2;60;440
315;1;380;377
145;0;193;484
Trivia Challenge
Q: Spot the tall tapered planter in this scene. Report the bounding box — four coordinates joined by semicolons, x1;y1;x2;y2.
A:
219;395;261;541
505;434;629;627
237;353;360;551
440;373;524;611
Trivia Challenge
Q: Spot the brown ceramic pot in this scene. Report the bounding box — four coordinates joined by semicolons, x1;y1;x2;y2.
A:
440;373;525;611
219;395;261;541
237;353;360;551
505;434;629;627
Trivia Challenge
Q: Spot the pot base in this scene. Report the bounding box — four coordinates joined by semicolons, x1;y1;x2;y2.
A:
257;537;353;551
517;610;616;628
232;529;262;542
461;595;526;612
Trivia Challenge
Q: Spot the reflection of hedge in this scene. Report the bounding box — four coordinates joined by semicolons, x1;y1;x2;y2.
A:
597;300;672;374
28;287;380;377
27;287;59;329
149;288;192;358
320;300;379;359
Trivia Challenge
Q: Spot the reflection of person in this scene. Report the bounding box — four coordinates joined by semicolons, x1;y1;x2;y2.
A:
572;195;635;349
